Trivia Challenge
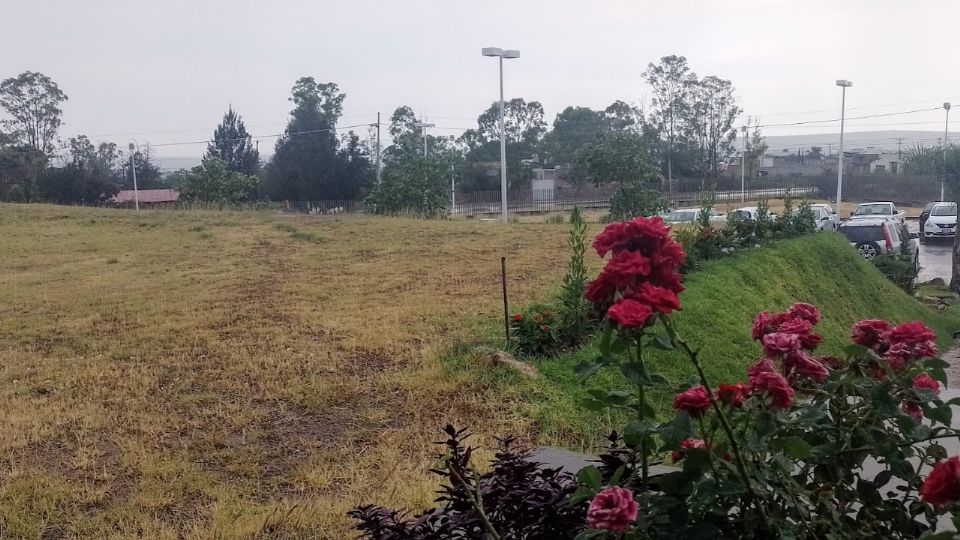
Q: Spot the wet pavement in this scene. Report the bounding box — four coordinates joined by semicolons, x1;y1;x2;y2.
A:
906;220;953;283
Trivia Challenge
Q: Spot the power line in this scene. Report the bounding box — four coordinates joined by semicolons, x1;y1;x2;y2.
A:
148;123;376;148
754;107;942;129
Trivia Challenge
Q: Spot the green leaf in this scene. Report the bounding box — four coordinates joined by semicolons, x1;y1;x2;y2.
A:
925;403;953;426
889;458;914;480
609;465;626;486
911;424;933;440
598;323;614;355
574;361;601;381
569;485;596;505
577;465;603;490
610;335;629;354
770;436;813;459
648;335;675;351
924;357;951;370
929;366;948;386
926;443;948;460
649;372;671;386
873;469;894;488
620;361;651;387
624;418;659;446
605;389;632;406
659;412;693;450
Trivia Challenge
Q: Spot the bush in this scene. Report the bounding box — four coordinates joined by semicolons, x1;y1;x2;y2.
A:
509;307;560;356
875;253;920;294
556;207;594;345
607;181;667;222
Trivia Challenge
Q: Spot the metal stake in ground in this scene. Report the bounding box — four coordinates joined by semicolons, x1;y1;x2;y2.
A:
501;257;510;343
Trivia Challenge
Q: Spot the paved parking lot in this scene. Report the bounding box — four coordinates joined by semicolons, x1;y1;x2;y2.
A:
906;220;953;283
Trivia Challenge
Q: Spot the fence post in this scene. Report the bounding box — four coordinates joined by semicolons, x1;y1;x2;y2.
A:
501;257;510;344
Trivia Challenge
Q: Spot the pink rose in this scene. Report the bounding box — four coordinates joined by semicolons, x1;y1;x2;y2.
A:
783;350;829;383
789;303;821;325
914;373;941;394
587;486;639;532
851;319;890;348
749;371;795;409
762;332;802;357
673;385;712;417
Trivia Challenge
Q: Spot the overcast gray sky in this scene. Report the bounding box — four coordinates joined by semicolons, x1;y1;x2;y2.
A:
4;0;960;165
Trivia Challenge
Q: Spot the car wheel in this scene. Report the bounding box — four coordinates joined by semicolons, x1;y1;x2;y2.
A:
855;242;880;260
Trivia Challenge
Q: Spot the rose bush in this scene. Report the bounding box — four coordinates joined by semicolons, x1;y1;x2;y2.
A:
353;216;960;539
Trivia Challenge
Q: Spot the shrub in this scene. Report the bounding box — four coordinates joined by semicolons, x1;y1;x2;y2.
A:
607;181;667;222
875;253;920;294
557;207;594;345
349;426;585;539
509;307;560;356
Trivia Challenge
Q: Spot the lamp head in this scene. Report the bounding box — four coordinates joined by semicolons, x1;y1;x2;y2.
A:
835;79;853;87
481;47;504;57
502;49;520;59
945;102;952;111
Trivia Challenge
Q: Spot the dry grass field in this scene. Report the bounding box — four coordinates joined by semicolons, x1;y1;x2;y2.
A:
0;204;584;538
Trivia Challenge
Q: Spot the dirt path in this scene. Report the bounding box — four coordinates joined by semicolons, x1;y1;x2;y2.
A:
945;344;960;389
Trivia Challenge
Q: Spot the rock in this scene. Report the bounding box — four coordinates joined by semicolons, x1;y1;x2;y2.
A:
927;278;947;287
481;350;539;377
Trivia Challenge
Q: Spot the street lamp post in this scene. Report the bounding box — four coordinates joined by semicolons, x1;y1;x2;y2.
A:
943;102;951;202
835;80;853;206
740;125;748;203
128;142;140;211
413;122;435;156
482;47;520;223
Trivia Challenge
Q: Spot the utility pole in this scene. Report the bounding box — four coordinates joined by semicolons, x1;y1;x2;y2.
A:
740;125;748;203
943;102;951;202
128;142;139;211
413;122;435;156
450;163;456;216
375;112;382;183
255;139;262;199
835;79;853;205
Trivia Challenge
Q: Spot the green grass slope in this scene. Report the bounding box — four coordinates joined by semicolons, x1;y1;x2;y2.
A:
460;233;960;451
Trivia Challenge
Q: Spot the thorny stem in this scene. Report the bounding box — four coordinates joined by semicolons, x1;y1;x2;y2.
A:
665;318;765;521
637;337;650;488
448;463;501;540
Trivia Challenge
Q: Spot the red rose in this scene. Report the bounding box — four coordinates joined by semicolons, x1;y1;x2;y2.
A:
540;325;550;333
512;313;523;322
747;358;778;378
673;385;712;417
762;332;802;357
631;282;681;315
887;321;936;347
902;401;923;423
921;456;960;507
587;486;639;532
652;271;685;294
749;371;795;409
777;317;813;336
914;373;941;394
885;342;911;371
752;312;775;341
604;251;652;282
717;383;747;408
851;319;890;348
798;332;822;351
593;216;671;257
783;350;829;383
789;303;821;325
586;273;618;305
607;299;654;329
671;438;708;462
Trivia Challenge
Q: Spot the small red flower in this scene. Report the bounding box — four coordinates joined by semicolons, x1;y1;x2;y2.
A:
543;311;553;318
542;325;550;332
921;456;960;507
902;401;923;423
631;282;681;315
607;299;654;329
717;383;747;408
851;319;890;348
673;385;712;417
671;438;708;462
788;303;821;325
513;313;523;322
749;371;795;410
783;350;829;383
762;332;802;357
914;373;941;394
586;486;639;532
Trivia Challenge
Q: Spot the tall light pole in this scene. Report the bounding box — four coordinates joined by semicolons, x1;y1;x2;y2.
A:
128;141;140;211
740;125;748;203
482;47;520;223
835;80;853;205
943;102;951;202
413;122;435;156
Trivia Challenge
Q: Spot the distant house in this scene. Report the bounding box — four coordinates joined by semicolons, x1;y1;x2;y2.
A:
112;189;179;207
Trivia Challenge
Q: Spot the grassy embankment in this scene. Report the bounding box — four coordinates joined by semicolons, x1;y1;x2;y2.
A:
458;233;960;451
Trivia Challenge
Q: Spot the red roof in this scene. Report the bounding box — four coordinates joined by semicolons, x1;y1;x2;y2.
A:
113;189;179;203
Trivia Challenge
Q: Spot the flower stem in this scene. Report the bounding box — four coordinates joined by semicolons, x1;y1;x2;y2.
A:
637;337;649;487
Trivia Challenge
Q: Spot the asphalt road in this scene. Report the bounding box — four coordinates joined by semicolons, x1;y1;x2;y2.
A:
906;220;953;283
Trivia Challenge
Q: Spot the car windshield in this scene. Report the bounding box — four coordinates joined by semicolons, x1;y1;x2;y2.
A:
667;211;696;222
812;208;827;219
854;204;891;216
732;210;752;220
839;225;883;243
931;204;957;217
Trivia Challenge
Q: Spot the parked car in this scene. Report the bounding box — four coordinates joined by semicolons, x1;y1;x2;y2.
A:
838;218;919;266
730;207;764;221
922;202;957;241
849;202;905;224
665;207;725;224
810;204;839;231
919;202;937;233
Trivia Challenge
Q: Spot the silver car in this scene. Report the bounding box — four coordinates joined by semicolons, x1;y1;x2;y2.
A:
838;218;919;266
810;204;839;231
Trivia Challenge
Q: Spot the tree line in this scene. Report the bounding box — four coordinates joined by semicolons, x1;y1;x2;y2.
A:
0;56;769;211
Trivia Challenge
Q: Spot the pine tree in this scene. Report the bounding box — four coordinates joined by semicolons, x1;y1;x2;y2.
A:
205;106;259;176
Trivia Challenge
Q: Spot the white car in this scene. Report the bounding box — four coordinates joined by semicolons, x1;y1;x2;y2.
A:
922;202;957;241
665;207;725;224
730;207;764;221
810;204;839;231
849;202;905;224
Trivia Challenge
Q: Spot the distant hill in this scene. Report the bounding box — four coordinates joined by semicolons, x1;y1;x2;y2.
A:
764;130;948;155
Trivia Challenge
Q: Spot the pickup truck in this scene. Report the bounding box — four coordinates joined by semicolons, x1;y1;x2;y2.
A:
849;202;905;224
